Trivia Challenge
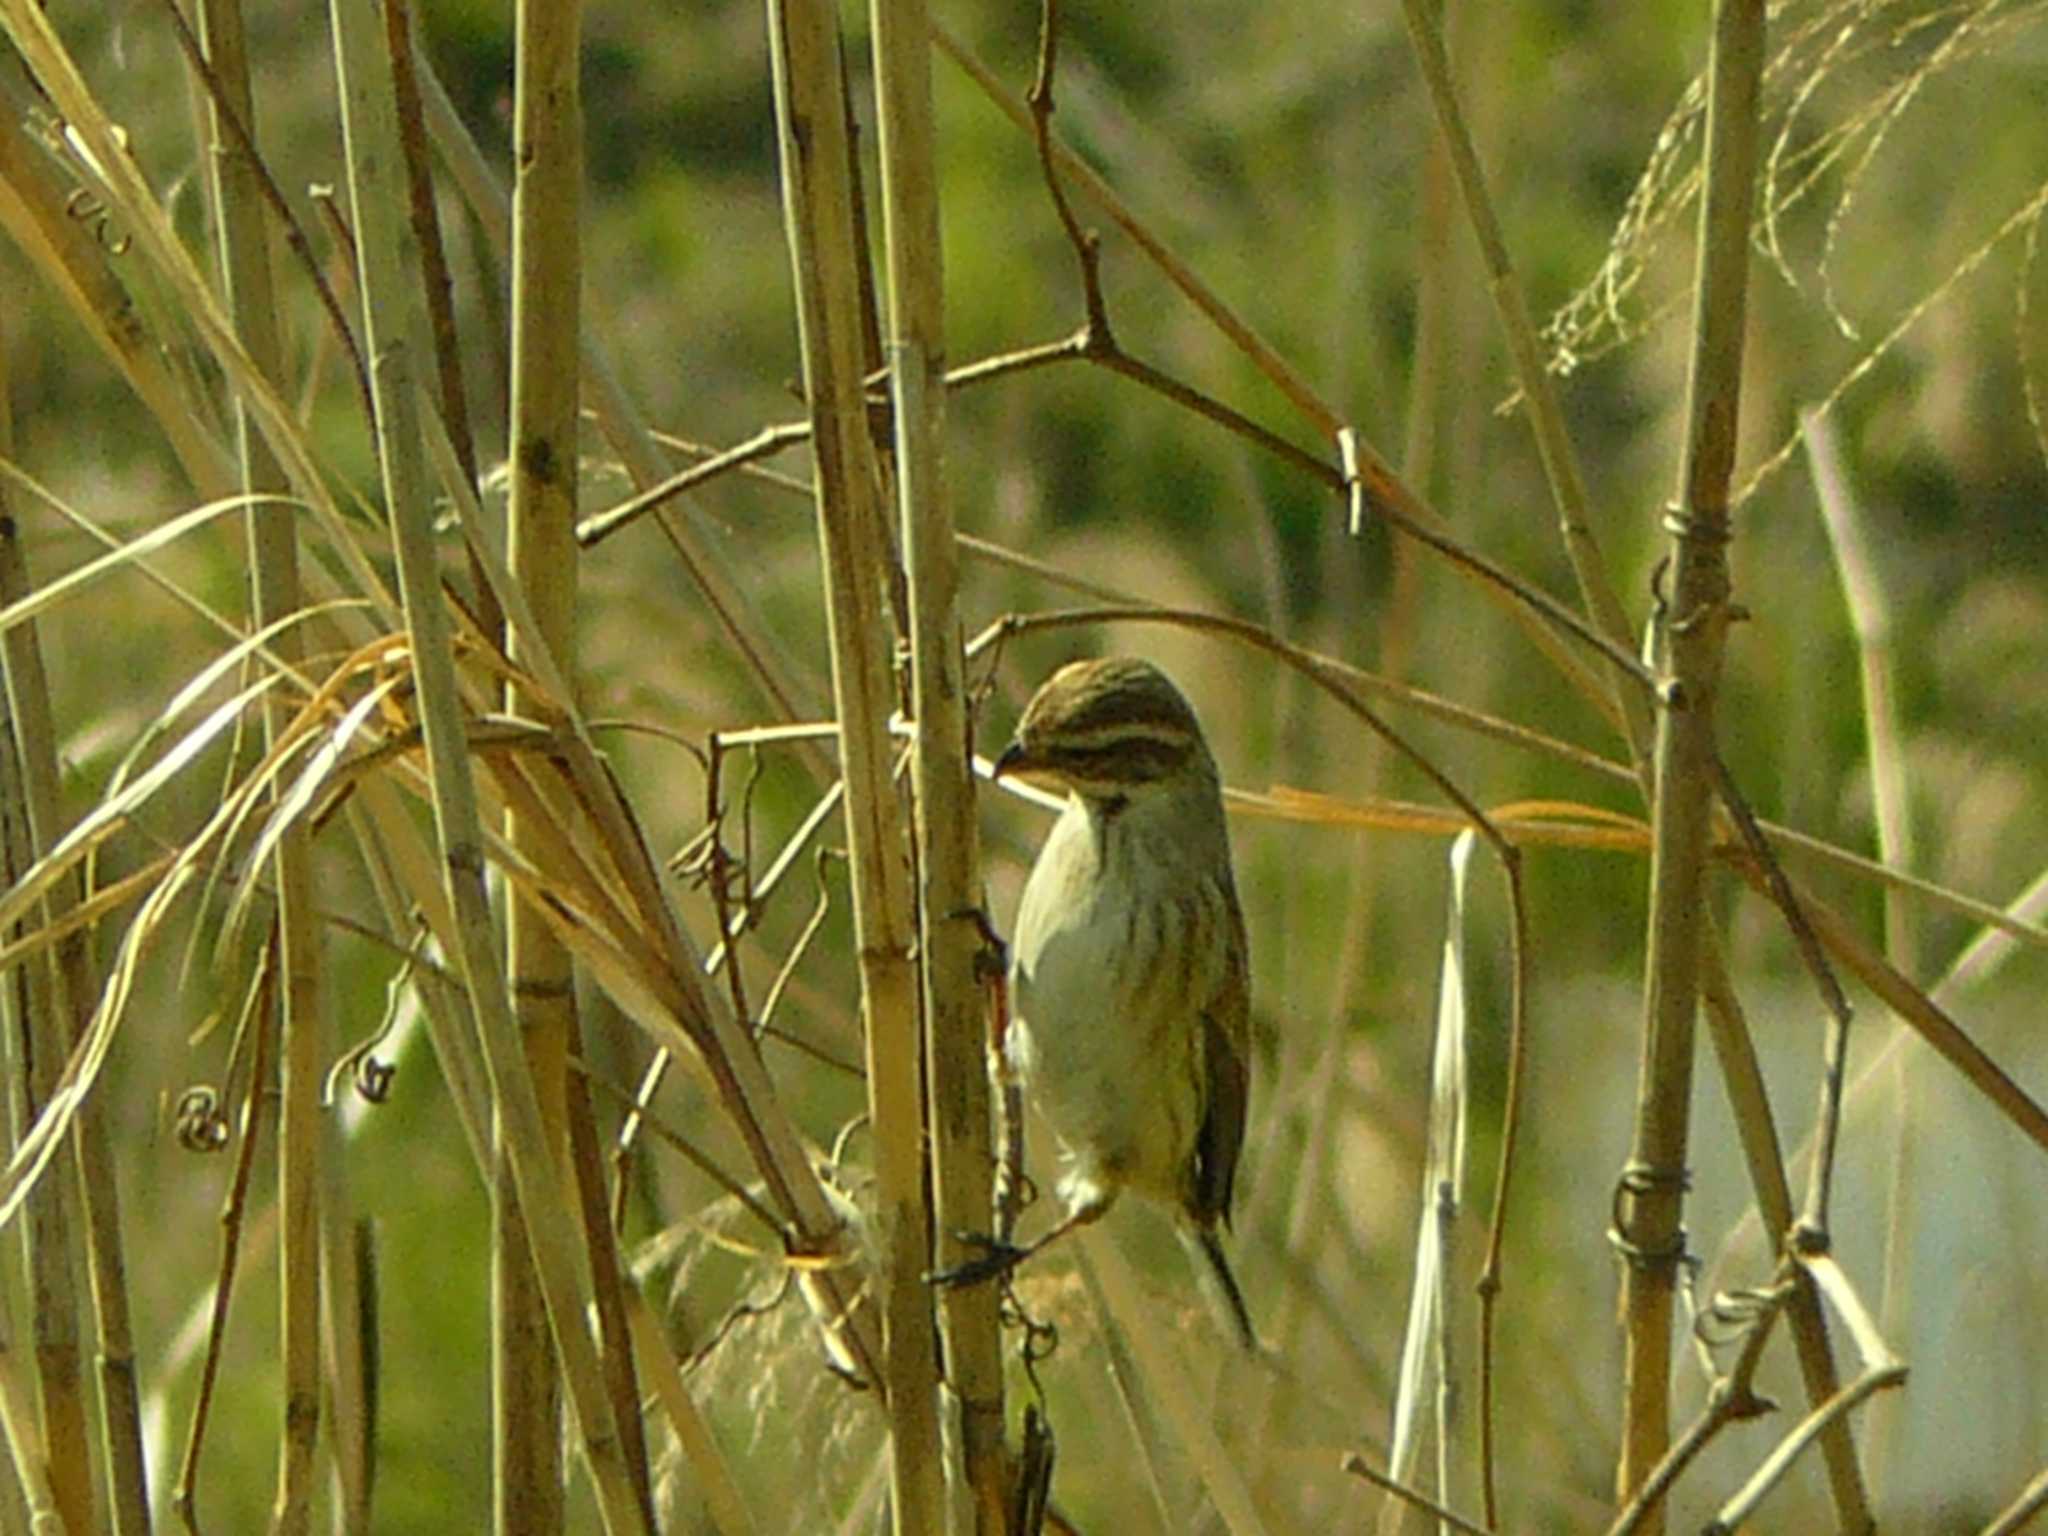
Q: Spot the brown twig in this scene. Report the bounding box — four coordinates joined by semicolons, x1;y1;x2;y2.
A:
174;928;278;1535
1342;1451;1496;1536
1702;748;1856;1238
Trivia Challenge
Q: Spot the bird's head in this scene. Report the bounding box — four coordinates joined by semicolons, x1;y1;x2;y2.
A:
995;656;1216;807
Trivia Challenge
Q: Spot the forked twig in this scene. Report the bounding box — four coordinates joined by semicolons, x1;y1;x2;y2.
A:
1705;1254;1905;1534
1604;1274;1790;1536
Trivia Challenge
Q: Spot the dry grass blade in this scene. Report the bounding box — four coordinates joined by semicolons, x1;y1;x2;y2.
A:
1382;831;1476;1531
0;489;283;639
1239;788;1649;852
0;833;206;1235
0;0;400;624
212;668;414;966
0;105;230;493
0;679;271;944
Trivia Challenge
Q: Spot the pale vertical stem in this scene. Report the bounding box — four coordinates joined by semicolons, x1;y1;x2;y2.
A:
496;0;585;1526
1616;0;1764;1522
0;426;91;1536
191;0;323;1527
326;2;645;1529
867;0;1007;1529
763;1;945;1529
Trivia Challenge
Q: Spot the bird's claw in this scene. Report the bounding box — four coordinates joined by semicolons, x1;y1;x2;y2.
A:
949;906;1009;982
926;1231;1030;1289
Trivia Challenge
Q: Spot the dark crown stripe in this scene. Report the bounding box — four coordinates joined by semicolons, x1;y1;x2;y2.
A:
1052;719;1193;753
1044;736;1188;783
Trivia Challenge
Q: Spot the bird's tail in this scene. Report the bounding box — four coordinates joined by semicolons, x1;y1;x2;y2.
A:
1179;1222;1258;1353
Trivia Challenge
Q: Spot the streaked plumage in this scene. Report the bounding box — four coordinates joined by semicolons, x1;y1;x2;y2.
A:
997;656;1255;1347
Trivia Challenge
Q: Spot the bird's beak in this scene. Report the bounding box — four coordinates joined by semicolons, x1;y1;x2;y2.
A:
994;740;1068;794
993;741;1030;779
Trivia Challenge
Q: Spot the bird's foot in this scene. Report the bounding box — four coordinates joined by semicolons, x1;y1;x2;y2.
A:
949;905;1009;985
926;1231;1032;1289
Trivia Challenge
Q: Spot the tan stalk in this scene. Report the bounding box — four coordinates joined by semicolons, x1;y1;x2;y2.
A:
414;400;884;1381
186;0;325;1526
0;634;93;1536
867;0;1009;1528
325;1;647;1529
402;38;830;754
497;0;584;1526
764;0;944;1528
1615;1;1763;1523
1398;4;1870;1524
561;1071;657;1525
318;1212;373;1529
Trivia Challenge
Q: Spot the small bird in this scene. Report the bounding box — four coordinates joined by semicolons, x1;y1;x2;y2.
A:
988;655;1256;1349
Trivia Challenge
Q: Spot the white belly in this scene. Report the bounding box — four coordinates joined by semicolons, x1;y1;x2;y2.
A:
1008;801;1208;1214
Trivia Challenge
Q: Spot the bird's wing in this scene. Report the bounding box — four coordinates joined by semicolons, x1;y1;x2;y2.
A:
1192;884;1251;1228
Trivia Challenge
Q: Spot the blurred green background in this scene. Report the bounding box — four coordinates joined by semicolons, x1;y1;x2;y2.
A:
3;0;2046;1529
